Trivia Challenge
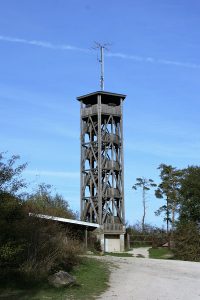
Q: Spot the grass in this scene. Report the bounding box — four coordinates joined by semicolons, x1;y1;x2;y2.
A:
105;252;133;257
131;244;152;248
149;247;174;259
0;258;110;300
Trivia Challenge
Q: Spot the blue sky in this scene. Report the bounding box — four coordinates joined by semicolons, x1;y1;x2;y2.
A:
0;0;200;227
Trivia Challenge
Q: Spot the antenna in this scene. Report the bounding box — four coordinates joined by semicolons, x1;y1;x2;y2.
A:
93;42;110;91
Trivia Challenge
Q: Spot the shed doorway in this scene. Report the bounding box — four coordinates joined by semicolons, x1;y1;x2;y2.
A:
104;234;120;252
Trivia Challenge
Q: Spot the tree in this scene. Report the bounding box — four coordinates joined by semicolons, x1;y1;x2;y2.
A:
173;221;200;261
26;183;77;219
173;166;200;261
0;152;27;195
132;177;156;232
0;153;28;266
179;166;200;223
155;164;183;233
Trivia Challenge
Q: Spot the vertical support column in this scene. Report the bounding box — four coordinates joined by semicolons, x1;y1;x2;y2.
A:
97;94;102;225
101;233;105;252
120;234;125;252
96;231;105;252
111;119;114;224
80;101;84;220
120;98;125;224
126;233;130;250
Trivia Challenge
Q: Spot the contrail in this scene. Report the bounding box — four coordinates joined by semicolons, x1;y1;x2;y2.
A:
106;52;200;69
0;35;200;69
24;169;79;178
0;35;89;53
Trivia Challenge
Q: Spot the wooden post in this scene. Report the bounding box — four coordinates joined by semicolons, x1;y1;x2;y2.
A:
98;94;102;225
120;98;125;224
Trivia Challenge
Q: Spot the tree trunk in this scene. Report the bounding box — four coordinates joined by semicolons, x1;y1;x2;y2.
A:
142;188;146;232
166;197;171;249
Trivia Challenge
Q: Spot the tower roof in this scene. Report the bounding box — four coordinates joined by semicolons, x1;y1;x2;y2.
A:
77;91;126;105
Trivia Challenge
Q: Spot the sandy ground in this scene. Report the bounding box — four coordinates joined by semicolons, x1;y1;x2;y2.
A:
97;248;200;300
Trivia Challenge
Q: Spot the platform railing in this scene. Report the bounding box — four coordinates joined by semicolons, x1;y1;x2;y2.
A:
82;104;121;117
103;223;124;232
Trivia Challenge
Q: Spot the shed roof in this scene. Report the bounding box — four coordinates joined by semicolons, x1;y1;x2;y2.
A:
29;213;100;229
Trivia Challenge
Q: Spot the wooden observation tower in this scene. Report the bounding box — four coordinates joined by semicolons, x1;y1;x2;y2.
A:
77;43;126;251
77;91;126;251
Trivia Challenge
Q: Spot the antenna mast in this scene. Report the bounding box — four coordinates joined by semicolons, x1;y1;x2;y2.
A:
100;45;104;90
93;42;110;91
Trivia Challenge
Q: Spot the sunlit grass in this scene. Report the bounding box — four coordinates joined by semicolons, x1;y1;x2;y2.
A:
149;247;174;259
0;258;110;300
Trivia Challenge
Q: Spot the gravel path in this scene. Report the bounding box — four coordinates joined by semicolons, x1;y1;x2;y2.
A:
97;251;200;300
128;247;150;258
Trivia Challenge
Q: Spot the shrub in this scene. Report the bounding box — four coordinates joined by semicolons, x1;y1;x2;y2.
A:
0;152;83;284
0;242;24;264
25;183;78;219
19;219;83;280
0;197;83;281
174;221;200;261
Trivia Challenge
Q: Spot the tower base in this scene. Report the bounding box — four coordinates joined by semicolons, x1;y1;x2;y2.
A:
96;227;125;252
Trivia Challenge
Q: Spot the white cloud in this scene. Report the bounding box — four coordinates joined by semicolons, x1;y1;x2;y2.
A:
0;35;89;53
107;52;200;69
1;34;200;69
24;170;79;179
106;52;144;62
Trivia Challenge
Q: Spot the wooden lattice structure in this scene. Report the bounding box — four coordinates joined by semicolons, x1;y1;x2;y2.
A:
77;91;126;235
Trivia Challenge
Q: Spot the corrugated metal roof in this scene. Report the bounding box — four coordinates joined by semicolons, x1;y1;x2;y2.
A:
29;213;100;228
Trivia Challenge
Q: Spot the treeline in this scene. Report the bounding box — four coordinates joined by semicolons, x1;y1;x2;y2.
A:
0;153;83;285
131;164;200;261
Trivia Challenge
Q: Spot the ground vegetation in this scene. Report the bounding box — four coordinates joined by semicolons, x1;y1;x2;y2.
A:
0;152;83;288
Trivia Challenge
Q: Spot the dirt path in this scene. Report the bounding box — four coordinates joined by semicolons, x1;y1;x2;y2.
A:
97;254;200;300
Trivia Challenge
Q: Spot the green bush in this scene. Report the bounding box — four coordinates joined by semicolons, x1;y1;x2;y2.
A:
0;242;24;264
0;153;84;284
19;219;83;280
174;222;200;261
